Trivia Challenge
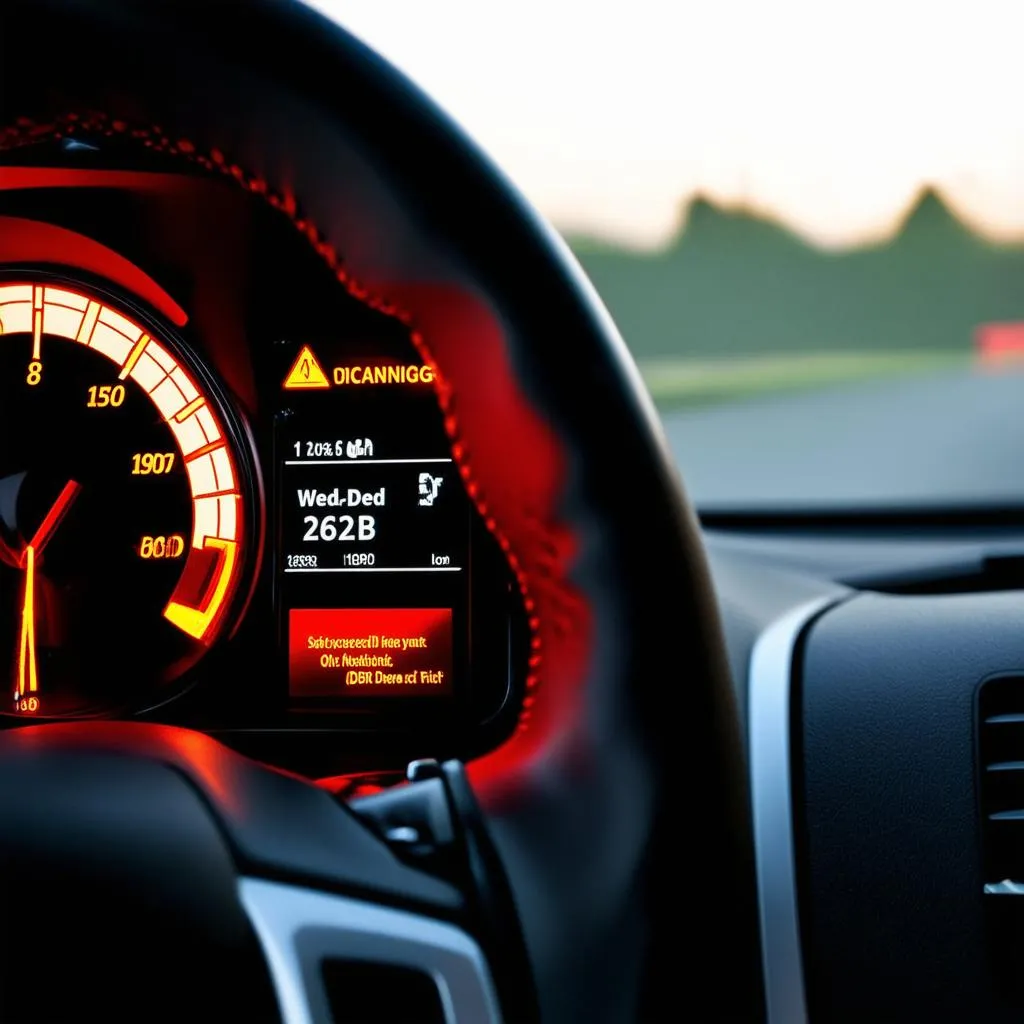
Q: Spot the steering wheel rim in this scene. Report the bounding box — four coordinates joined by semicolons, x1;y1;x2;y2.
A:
0;2;762;1020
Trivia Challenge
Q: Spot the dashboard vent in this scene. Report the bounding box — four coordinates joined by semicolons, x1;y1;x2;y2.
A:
978;675;1024;890
977;675;1024;995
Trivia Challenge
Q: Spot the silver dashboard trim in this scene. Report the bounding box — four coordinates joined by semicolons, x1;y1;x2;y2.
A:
984;879;1024;896
239;877;501;1024
748;595;839;1024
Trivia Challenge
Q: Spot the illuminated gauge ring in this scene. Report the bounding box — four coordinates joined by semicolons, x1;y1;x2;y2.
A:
0;270;258;717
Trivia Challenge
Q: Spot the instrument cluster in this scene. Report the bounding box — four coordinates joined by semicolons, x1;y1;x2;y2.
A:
0;136;524;775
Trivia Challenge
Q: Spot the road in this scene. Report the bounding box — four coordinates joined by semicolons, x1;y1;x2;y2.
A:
661;366;1024;510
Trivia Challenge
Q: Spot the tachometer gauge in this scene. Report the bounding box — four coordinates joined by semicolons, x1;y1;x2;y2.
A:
0;275;253;718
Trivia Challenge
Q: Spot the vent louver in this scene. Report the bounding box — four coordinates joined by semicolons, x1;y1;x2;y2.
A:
979;675;1024;891
977;675;1024;993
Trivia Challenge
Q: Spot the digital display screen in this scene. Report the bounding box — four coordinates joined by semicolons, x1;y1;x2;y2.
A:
289;608;453;697
274;342;471;706
279;441;465;575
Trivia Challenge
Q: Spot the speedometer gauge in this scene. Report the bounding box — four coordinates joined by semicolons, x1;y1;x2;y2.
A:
0;275;252;718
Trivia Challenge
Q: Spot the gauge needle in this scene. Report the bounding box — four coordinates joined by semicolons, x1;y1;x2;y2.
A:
14;480;80;701
16;544;36;699
24;480;81;562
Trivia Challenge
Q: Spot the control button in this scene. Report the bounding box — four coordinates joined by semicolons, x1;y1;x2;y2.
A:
384;825;422;845
407;759;442;782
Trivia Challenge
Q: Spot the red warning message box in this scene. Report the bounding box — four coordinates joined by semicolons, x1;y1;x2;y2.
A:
289;608;453;698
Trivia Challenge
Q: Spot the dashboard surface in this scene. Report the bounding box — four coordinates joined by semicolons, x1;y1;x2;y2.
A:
707;522;1024;1022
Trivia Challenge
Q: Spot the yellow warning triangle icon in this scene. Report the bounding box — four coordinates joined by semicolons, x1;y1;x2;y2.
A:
283;345;330;390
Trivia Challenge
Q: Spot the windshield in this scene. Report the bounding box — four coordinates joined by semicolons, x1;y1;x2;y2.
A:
318;0;1024;512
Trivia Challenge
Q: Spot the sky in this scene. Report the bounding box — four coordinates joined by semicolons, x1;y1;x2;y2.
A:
308;0;1024;251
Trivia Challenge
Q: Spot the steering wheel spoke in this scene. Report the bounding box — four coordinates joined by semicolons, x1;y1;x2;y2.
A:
241;878;500;1024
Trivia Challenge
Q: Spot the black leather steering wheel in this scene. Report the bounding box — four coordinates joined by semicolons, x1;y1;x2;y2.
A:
0;2;761;1021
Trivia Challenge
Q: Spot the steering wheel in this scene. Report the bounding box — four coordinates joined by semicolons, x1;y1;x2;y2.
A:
0;2;760;1021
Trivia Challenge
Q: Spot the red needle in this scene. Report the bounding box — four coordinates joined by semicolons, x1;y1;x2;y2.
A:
22;479;81;565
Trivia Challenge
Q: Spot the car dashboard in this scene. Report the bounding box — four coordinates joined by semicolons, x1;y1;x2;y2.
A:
15;4;1021;1022
706;514;1024;1022
0;131;525;781
0;6;762;1023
